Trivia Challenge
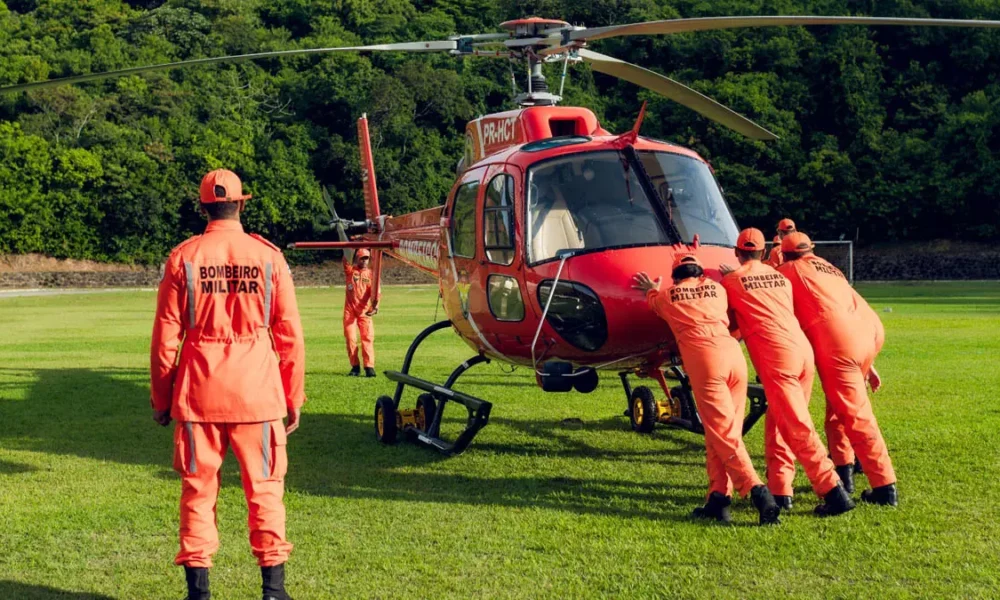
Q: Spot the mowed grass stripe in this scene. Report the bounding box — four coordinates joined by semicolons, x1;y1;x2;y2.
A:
0;282;998;598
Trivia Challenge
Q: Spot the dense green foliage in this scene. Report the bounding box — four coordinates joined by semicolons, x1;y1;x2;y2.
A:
1;0;998;263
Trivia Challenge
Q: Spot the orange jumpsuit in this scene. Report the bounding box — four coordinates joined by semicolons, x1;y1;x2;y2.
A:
766;235;784;268
778;255;895;487
343;259;380;368
151;219;305;568
722;260;840;498
648;277;763;498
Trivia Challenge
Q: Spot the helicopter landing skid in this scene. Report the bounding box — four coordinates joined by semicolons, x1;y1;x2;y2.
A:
619;366;767;436
373;320;493;456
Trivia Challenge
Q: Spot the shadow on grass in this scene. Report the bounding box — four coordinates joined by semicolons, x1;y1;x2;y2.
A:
0;582;114;599
288;411;706;521
0;368;706;521
0;459;36;475
0;368;167;467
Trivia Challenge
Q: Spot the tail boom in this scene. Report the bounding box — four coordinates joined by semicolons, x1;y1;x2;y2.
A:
378;207;443;276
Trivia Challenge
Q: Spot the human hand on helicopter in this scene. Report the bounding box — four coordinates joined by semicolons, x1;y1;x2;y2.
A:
632;272;661;293
719;263;737;276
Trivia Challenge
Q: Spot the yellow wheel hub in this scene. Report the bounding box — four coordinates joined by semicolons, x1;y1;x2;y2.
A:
376;407;384;437
633;398;644;423
416;406;426;430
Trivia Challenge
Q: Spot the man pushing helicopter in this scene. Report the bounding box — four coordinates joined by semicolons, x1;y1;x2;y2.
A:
634;224;897;523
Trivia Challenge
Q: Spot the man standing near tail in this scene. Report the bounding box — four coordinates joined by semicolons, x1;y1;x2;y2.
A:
766;218;797;268
777;232;897;505
635;253;780;525
720;227;853;516
151;169;304;600
343;247;380;377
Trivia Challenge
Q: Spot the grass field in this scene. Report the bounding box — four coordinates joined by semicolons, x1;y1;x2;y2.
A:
1;282;999;599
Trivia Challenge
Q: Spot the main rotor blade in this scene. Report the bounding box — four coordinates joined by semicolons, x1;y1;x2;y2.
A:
0;40;457;94
578;49;778;141
572;15;1000;43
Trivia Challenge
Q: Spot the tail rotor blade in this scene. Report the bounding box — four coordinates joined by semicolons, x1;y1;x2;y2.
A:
322;186;339;224
370;249;383;314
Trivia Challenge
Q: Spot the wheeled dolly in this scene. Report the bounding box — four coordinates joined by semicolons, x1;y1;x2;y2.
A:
373;320;493;456
619;365;767;435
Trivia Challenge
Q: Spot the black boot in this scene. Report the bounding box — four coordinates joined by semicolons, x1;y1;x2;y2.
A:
691;491;732;523
861;483;898;507
835;463;855;494
750;485;781;526
262;563;293;600
774;495;793;512
183;566;210;600
853;456;864;475
364;367;377;378
348;365;360;377
814;482;856;517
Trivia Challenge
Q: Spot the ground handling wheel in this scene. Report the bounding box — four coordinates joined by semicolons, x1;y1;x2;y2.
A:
630;386;658;433
573;368;599;394
374;395;398;444
415;393;437;432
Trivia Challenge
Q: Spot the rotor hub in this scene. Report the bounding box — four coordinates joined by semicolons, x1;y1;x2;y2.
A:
500;17;570;38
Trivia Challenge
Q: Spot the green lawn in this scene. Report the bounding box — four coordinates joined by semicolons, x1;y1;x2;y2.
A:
1;282;999;599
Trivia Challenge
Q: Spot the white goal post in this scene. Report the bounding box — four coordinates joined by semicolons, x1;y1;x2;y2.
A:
765;240;855;285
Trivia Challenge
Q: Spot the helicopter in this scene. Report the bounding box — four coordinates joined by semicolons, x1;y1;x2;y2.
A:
4;14;1000;455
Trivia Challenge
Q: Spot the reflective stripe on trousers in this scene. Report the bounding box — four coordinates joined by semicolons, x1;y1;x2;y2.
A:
262;422;271;479
185;421;197;475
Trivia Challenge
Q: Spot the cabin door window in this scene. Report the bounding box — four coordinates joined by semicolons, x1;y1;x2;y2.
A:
450;181;479;258
484;174;515;266
487;275;525;322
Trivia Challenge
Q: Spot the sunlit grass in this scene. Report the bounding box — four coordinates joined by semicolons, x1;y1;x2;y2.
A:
0;282;998;598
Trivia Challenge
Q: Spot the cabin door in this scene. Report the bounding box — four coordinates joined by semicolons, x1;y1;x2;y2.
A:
443;166;495;353
472;164;531;361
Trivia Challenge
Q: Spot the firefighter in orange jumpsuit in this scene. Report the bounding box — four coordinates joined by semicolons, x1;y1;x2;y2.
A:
720;228;853;516
765;218;797;268
635;253;780;525
343;247;380;377
777;232;897;506
151;169;304;600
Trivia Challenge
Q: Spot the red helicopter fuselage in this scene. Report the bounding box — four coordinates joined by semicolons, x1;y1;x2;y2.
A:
371;105;741;375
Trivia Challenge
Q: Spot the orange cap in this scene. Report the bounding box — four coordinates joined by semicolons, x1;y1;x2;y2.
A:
200;169;252;204
781;232;815;253
671;253;703;271
736;228;766;251
355;248;371;259
777;218;796;232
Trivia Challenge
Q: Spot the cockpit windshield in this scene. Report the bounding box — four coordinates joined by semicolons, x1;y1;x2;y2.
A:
526;151;738;263
637;151;739;248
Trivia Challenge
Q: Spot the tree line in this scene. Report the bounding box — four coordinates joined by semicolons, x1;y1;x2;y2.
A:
1;0;998;264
